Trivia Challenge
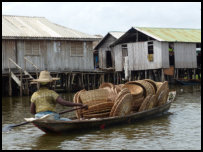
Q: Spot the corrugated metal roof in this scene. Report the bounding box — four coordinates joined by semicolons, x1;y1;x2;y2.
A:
134;27;201;43
94;31;125;50
109;31;125;39
2;15;98;40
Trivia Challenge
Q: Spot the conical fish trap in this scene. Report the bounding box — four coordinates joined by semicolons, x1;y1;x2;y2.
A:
112;93;134;117
79;88;109;104
122;84;143;98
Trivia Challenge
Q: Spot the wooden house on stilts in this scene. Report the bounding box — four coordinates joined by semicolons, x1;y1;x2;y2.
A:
2;15;101;96
110;27;201;82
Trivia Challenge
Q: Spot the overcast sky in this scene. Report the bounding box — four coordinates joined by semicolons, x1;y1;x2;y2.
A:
2;2;201;36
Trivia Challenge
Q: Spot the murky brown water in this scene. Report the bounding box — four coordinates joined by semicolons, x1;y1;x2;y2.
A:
2;84;201;150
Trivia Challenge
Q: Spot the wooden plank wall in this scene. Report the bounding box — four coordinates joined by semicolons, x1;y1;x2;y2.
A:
113;44;123;71
161;42;170;68
98;35;117;69
127;41;162;71
3;39;94;73
2;40;17;71
174;42;197;68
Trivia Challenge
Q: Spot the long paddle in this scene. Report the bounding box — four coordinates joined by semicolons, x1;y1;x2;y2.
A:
2;106;85;132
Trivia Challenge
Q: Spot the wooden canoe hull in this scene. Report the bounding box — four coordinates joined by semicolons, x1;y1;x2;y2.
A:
32;94;174;134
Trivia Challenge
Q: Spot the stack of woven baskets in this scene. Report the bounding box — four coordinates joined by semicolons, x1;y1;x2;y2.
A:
73;79;169;119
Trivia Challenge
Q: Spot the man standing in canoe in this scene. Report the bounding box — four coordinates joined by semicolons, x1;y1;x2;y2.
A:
30;70;88;121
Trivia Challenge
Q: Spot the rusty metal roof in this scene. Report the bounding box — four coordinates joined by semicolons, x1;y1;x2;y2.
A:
2;15;99;40
134;27;201;43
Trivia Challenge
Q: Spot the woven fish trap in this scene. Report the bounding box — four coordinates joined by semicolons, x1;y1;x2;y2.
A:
131;96;145;111
79;88;109;104
126;80;155;97
155;81;168;106
122;84;143;98
144;79;158;93
81;102;114;115
109;88;130;117
112;93;134;117
147;95;156;110
99;82;114;89
156;82;163;90
83;112;110;119
114;85;122;94
75;89;86;119
138;94;152;112
157;88;169;106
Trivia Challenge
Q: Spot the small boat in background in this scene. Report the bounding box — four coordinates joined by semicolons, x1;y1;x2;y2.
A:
175;79;201;85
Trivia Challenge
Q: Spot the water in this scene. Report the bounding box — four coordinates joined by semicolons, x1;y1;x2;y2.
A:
2;84;201;150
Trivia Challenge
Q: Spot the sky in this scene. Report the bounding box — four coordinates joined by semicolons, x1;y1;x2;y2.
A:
2;2;201;36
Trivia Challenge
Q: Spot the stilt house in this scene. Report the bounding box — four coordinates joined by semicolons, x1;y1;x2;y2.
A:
2;15;99;74
94;32;125;70
110;27;201;80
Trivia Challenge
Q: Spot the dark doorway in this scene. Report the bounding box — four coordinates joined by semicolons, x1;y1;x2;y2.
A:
93;51;99;69
106;51;112;68
169;43;175;66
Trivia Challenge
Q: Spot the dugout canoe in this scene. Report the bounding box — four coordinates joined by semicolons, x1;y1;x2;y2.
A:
32;91;176;134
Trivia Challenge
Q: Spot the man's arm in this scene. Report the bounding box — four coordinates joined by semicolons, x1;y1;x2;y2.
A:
56;96;88;109
30;102;36;115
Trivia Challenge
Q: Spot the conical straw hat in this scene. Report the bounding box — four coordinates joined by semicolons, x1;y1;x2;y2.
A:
31;71;60;83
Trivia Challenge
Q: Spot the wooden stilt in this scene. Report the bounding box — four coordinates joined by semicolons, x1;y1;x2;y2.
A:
9;72;12;96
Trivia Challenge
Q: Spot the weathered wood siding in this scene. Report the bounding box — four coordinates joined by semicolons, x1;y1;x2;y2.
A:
127;41;162;71
174;42;197;68
2;40;17;71
113;45;123;71
2;40;94;73
98;35;117;69
161;42;170;68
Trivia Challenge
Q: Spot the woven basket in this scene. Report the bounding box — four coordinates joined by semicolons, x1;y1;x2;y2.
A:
155;81;168;106
109;88;130;117
112;93;134;117
99;82;114;89
79;88;109;104
157;88;169;106
156;82;163;90
114;85;122;94
83;112;110;119
126;80;155;97
147;95;156;110
75;89;86;119
138;95;152;112
81;102;114;115
144;79;158;93
122;84;143;98
131;96;145;111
